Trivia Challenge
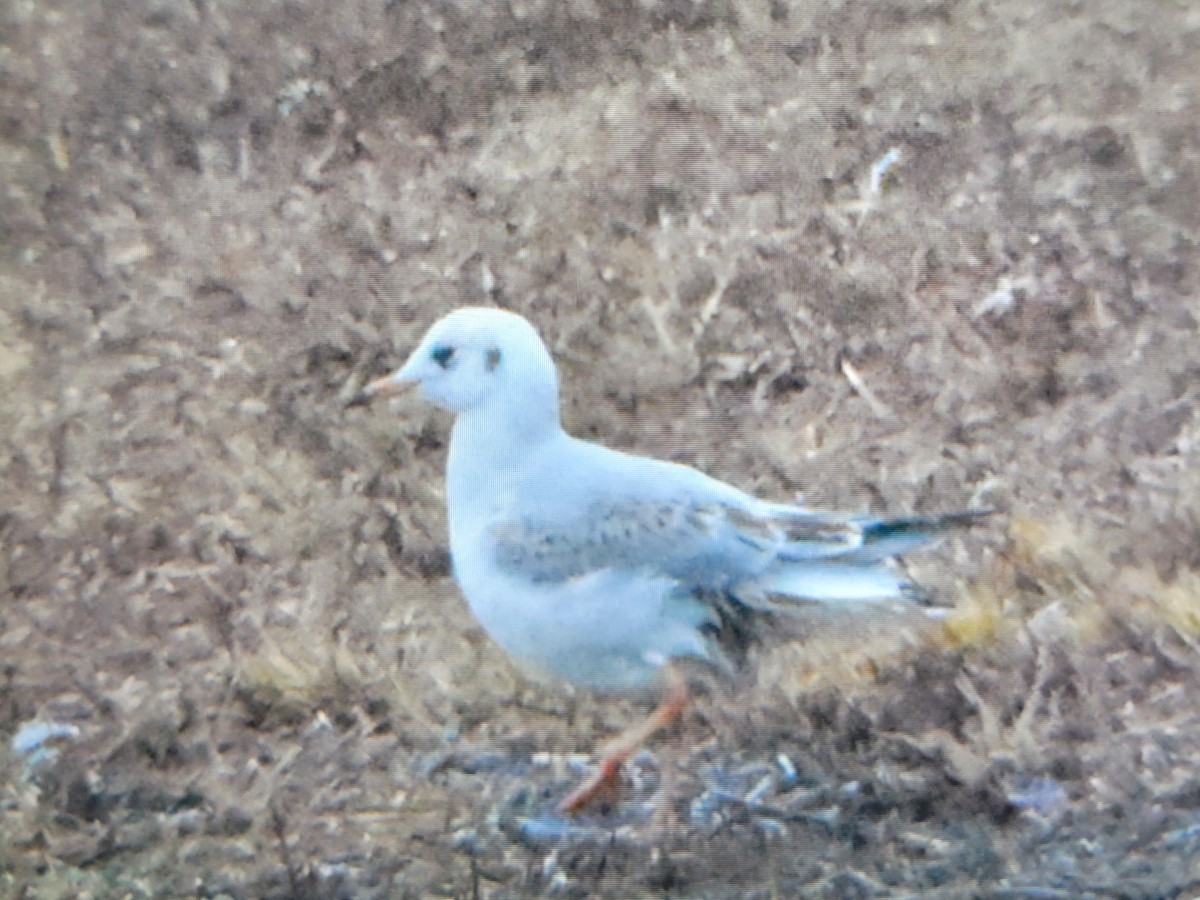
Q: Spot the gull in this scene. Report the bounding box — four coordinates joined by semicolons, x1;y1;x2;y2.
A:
361;306;987;813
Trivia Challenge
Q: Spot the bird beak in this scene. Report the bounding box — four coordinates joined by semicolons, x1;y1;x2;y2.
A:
361;372;411;398
348;363;417;408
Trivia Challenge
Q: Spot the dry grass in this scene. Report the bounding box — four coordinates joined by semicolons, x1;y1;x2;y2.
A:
2;0;1198;895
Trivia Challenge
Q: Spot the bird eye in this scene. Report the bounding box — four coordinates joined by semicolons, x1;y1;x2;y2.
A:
431;346;456;369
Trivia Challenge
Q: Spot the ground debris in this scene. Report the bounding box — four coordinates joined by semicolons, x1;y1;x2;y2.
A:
1;0;1197;895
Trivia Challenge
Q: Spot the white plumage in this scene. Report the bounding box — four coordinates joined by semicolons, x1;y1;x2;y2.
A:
365;307;985;692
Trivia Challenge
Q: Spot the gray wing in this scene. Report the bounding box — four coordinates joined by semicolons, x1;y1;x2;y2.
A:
488;497;865;587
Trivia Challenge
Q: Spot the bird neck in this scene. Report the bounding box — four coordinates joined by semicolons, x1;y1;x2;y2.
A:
447;391;563;492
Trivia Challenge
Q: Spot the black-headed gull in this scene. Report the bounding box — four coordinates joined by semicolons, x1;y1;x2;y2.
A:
363;306;987;812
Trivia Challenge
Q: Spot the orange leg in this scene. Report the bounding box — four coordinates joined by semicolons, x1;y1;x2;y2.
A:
558;668;690;815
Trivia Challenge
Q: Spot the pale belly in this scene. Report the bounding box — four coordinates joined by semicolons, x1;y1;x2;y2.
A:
452;547;712;692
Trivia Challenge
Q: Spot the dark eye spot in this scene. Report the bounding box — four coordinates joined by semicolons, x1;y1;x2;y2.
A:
431;346;455;369
486;346;502;372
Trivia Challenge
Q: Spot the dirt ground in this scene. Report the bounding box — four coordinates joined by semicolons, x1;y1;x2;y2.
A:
2;0;1198;896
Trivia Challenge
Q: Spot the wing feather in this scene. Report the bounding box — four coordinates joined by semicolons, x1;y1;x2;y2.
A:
489;498;864;586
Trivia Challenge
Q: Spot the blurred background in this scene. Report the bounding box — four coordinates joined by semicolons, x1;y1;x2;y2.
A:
1;0;1197;895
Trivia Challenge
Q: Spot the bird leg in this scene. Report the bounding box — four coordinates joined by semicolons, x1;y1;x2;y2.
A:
558;667;689;815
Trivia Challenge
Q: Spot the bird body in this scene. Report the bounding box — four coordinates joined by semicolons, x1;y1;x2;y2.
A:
366;306;984;691
449;429;740;690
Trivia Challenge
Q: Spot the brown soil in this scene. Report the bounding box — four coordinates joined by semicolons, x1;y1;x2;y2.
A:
1;1;1198;896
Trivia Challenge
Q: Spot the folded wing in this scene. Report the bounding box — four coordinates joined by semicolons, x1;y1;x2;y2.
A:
490;497;988;604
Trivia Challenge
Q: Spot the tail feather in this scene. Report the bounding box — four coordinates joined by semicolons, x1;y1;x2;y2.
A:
842;509;993;564
758;561;907;603
759;508;991;604
770;507;992;565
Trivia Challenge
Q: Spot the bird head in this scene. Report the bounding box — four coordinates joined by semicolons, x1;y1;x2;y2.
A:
362;307;560;420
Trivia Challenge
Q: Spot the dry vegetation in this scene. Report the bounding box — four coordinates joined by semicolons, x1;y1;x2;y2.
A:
1;0;1198;896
